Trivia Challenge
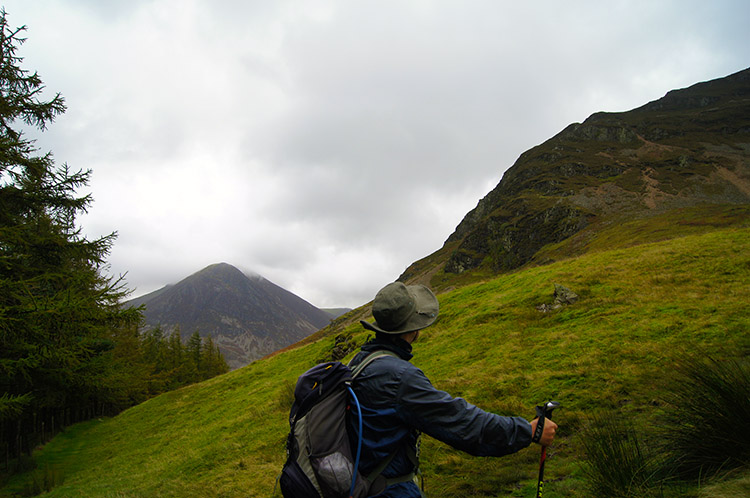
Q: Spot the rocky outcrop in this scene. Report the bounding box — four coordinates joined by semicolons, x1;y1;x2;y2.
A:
536;284;579;313
434;68;750;277
445;202;589;273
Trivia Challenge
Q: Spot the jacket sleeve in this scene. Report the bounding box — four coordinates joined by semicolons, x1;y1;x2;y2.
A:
396;365;533;457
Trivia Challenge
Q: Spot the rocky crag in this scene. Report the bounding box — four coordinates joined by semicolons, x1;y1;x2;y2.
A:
402;68;750;284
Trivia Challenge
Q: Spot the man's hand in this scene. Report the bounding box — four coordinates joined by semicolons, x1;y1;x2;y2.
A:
530;417;558;446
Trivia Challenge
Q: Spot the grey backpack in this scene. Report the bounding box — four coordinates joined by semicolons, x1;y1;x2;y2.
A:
278;352;396;498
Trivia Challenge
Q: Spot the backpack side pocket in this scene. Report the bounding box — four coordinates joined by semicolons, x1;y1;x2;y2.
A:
280;459;321;498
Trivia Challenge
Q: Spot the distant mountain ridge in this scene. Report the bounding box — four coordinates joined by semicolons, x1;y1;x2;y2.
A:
126;263;331;369
321;308;353;319
401;67;750;286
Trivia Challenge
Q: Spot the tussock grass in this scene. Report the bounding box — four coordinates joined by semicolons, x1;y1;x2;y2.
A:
580;415;674;498
577;353;750;497
1;224;749;497
659;355;750;479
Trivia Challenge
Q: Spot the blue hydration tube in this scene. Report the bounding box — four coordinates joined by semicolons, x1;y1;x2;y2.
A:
346;385;363;498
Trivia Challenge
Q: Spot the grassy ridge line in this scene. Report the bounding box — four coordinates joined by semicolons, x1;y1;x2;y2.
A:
3;226;748;497
531;204;750;267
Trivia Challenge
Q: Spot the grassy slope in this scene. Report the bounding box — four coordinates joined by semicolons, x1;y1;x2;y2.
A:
3;219;750;497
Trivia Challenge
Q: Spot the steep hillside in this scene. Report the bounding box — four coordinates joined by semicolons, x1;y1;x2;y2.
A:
6;223;748;497
5;69;749;498
126;263;331;368
401;68;750;288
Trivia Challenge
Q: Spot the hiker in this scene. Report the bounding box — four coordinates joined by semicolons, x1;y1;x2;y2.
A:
348;282;557;497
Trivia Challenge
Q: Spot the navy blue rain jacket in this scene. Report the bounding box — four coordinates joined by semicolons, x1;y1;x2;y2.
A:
348;338;533;498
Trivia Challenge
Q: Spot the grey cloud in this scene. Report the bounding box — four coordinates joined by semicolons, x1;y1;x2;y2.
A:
4;0;750;309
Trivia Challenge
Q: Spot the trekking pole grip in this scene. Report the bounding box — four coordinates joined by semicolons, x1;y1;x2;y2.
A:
534;401;560;498
543;400;559;420
532;401;559;443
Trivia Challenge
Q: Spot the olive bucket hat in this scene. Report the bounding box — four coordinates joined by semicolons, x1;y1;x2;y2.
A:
360;282;439;334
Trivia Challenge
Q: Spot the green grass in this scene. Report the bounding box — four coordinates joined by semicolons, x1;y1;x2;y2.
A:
532;203;750;266
2;223;749;497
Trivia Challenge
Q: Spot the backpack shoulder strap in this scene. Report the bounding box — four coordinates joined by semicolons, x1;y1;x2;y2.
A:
347;350;422;494
349;350;399;379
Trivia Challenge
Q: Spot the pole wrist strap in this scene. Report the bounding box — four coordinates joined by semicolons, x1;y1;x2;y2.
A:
532;404;547;443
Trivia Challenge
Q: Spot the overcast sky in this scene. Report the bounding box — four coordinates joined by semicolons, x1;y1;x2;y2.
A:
4;0;749;308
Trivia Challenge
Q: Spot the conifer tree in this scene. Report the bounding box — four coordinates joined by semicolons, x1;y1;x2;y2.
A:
186;331;202;381
0;9;138;455
200;336;229;379
138;326;166;393
165;329;186;385
0;12;231;456
104;323;150;408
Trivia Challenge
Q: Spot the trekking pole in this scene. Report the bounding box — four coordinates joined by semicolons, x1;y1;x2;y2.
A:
535;401;560;498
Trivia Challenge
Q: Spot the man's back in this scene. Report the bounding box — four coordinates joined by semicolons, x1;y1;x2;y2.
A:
349;336;533;497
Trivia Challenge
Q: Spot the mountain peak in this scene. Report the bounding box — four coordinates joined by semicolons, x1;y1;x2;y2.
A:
202;262;239;272
126;264;331;369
